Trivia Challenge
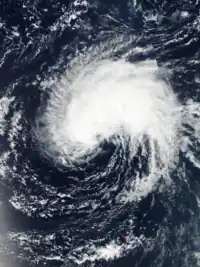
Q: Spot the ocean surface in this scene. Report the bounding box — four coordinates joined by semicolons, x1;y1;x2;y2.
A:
0;1;200;267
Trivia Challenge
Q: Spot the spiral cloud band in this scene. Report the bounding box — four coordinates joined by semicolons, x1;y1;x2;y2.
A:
34;39;185;212
1;0;200;265
31;39;200;263
1;36;200;266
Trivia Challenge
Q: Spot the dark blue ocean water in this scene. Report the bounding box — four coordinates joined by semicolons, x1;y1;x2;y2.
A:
1;1;200;267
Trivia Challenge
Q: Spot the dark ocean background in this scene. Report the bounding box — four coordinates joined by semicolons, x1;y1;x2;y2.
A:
0;1;200;267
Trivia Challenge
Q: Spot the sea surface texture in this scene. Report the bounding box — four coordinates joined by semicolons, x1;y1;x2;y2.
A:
0;0;200;267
